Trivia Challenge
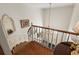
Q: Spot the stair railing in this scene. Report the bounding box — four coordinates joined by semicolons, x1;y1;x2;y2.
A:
27;25;79;49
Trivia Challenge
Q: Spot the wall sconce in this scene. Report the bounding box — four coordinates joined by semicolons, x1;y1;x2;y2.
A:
73;21;79;33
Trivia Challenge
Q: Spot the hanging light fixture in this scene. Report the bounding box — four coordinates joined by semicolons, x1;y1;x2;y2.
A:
48;3;52;28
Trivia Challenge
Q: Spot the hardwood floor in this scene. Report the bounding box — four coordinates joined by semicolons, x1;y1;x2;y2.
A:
12;41;54;55
0;46;4;55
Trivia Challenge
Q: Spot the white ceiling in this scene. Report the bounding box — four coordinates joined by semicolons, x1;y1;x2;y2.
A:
0;3;74;8
26;3;74;8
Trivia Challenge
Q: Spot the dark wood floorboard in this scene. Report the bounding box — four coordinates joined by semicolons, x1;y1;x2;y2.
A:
12;41;54;55
0;46;4;55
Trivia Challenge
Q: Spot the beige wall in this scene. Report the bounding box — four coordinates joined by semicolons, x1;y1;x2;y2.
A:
42;6;73;31
0;4;43;50
0;21;12;54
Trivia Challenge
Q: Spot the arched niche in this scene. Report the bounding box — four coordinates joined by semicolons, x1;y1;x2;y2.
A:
1;14;16;37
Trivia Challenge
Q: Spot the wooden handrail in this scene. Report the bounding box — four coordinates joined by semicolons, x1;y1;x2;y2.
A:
31;25;79;35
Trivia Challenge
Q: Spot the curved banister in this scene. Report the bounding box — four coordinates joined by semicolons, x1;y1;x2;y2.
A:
27;26;32;33
31;25;79;35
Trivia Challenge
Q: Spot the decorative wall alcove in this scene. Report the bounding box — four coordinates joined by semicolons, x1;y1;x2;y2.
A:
1;14;16;37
